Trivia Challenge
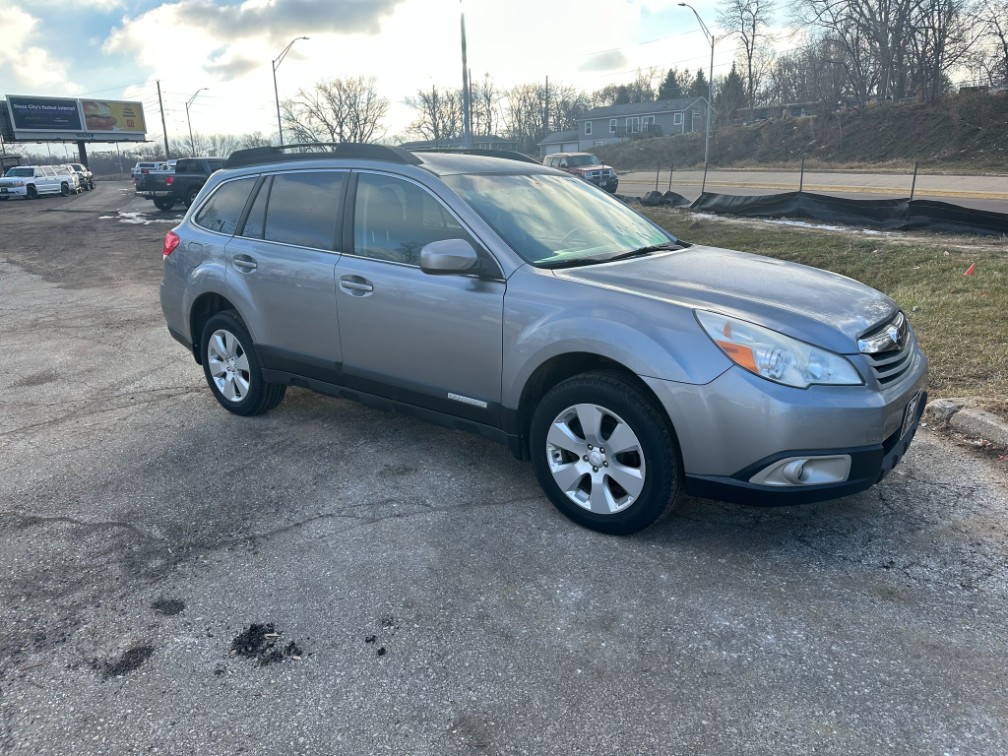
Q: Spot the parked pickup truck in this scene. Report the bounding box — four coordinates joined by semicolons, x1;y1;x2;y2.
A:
136;157;225;211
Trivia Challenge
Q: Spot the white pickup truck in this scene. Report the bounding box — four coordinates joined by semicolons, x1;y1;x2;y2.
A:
0;165;76;200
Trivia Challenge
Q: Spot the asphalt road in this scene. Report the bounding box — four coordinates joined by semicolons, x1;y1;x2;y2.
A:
1;183;1007;755
619;168;1008;213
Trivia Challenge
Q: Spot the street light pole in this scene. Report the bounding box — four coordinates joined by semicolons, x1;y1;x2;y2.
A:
272;36;309;146
185;87;208;157
678;2;714;194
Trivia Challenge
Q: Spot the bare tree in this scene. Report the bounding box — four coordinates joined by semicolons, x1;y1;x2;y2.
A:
502;83;545;153
282;77;389;145
974;0;1008;85
406;85;463;144
471;75;501;136
719;0;776;116
911;0;982;101
548;84;591;132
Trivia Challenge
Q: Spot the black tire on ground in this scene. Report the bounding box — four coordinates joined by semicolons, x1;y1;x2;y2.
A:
153;198;175;211
200;310;286;416
185;188;199;208
27;186;38;200
60;183;70;197
529;371;684;535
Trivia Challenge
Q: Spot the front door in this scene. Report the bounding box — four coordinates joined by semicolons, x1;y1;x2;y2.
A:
334;172;505;426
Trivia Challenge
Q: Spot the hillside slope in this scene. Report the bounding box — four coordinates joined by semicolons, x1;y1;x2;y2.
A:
595;92;1008;174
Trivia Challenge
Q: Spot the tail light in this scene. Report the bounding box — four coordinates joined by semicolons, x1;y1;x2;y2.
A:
163;230;180;258
166;175;174;185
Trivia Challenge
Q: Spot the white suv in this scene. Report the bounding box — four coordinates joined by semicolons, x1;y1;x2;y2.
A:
0;165;75;200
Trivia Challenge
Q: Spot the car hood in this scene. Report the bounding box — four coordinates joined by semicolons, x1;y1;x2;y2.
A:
574;164;614;173
553;245;898;353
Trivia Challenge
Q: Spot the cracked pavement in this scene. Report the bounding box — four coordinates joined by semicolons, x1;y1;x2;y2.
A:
1;183;1006;755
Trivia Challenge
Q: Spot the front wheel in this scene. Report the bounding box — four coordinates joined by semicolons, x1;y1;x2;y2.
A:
530;372;683;534
200;311;286;416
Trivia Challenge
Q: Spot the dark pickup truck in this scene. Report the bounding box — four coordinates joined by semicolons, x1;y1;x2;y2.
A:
136;157;225;211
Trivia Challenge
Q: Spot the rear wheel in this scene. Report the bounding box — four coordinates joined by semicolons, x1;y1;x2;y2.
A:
530;371;683;534
60;183;70;197
153;198;175;211
200;311;286;416
185;188;199;208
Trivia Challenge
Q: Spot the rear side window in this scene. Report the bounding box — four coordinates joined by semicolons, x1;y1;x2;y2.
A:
193;177;257;236
259;171;346;251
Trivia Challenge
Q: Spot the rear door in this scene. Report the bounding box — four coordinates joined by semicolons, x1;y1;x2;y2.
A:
222;170;347;381
333;171;506;426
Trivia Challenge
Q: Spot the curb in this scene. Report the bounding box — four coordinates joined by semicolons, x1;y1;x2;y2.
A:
924;398;1008;449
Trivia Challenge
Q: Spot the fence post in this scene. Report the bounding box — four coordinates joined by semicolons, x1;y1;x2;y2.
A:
668;164;673;193
655;162;660;192
799;157;805;193
910;160;919;201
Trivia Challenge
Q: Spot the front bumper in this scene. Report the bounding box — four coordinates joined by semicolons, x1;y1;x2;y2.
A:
684;391;925;505
0;185;28;198
643;353;928;506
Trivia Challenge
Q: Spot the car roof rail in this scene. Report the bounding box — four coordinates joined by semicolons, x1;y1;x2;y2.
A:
412;148;541;165
225;143;422;169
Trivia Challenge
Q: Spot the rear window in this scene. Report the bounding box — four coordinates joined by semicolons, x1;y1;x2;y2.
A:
193;177;258;236
240;171;346;251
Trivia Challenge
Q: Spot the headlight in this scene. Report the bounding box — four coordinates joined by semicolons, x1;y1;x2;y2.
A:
695;311;863;388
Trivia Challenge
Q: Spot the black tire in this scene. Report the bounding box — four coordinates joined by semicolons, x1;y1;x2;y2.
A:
153;198;175;211
530;371;683;535
27;185;38;200
185;188;199;208
199;311;286;416
60;183;70;197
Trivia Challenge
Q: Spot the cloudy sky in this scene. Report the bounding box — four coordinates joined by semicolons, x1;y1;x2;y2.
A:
1;0;758;151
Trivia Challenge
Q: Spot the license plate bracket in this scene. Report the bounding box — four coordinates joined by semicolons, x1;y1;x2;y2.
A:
901;389;923;439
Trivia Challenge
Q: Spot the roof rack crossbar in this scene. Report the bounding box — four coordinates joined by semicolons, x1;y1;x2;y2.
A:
225;143;422;169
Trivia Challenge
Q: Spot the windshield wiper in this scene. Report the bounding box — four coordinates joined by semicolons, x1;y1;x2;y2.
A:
606;241;685;262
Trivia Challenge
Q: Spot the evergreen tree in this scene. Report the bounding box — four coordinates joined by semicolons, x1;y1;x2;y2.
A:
657;68;685;100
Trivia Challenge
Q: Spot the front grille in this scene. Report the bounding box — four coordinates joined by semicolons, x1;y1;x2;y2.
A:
866;343;915;385
860;313;916;386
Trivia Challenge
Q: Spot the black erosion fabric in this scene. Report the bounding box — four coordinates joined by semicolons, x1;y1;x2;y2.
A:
685;191;1007;236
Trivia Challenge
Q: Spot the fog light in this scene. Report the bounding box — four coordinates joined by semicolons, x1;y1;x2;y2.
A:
750;455;852;487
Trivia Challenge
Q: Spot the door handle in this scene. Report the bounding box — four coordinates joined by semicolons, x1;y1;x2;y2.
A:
233;255;257;272
340;275;373;295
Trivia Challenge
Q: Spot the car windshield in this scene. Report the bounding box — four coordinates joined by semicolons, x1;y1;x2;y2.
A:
568;154;600;167
444;173;673;266
6;168;32;177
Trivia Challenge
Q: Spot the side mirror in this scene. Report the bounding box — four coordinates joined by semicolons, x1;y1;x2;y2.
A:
420;238;479;275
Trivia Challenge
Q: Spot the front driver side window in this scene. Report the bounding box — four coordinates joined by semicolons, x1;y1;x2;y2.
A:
352;173;467;266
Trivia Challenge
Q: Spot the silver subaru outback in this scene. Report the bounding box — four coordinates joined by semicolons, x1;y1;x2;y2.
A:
160;144;927;534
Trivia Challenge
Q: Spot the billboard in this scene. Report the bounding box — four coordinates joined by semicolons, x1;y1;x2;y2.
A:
4;95;148;142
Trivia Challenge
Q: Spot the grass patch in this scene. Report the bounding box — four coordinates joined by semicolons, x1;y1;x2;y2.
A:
640;208;1008;402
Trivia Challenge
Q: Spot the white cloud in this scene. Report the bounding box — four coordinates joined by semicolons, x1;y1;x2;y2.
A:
0;7;80;92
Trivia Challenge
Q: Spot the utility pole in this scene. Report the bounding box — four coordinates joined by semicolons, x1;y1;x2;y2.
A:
157;81;170;158
460;2;472;149
544;75;549;137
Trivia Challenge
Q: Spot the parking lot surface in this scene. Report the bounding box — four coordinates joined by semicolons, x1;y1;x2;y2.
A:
1;183;1006;755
